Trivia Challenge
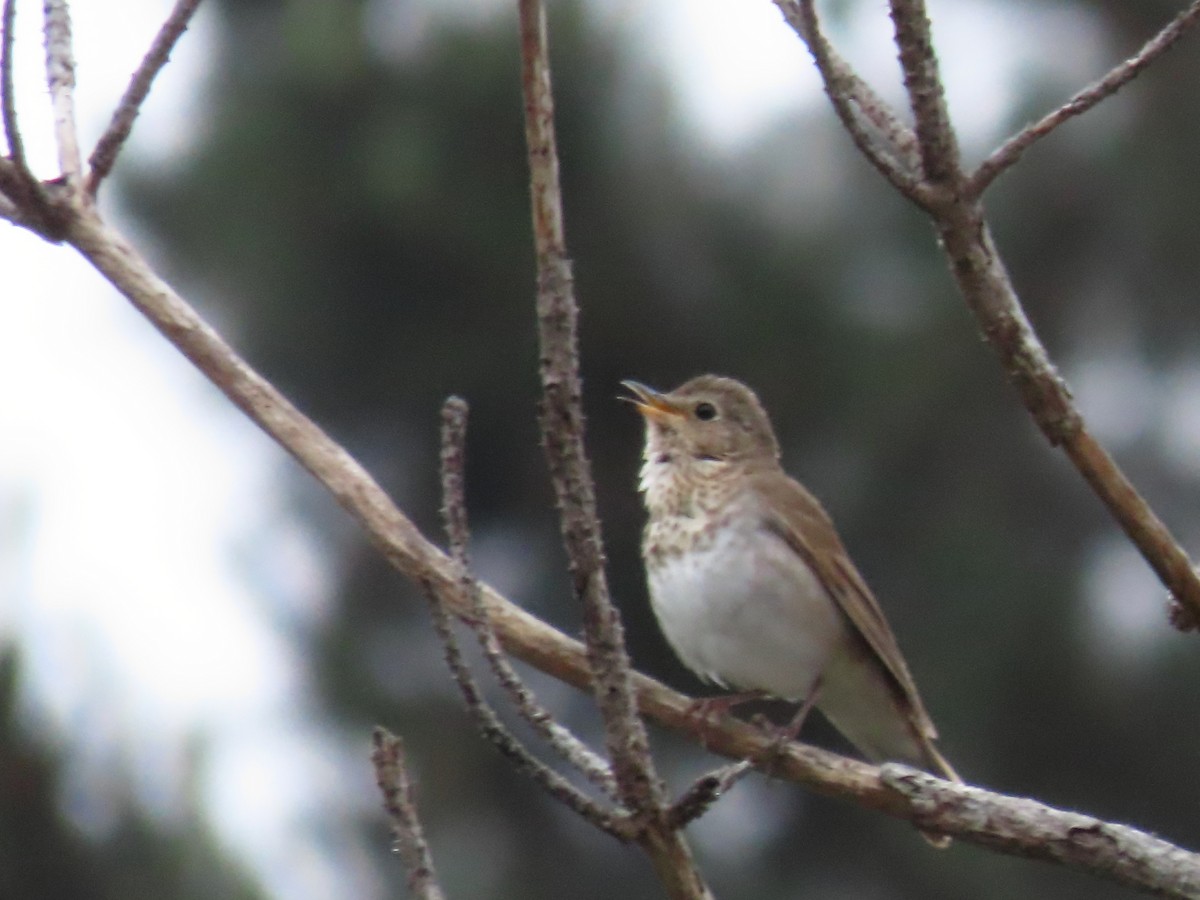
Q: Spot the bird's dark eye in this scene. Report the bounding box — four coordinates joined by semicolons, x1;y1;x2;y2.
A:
694;402;717;421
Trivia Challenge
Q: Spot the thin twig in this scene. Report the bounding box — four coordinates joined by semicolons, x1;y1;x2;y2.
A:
667;761;754;830
516;0;661;814
41;0;81;195
419;570;632;840
370;728;447;900
776;0;927;204
439;397;620;801
517;4;713;895
86;0;204;196
2;0;22;163
60;207;1200;895
968;1;1200;198
888;0;961;189
1;0;50;219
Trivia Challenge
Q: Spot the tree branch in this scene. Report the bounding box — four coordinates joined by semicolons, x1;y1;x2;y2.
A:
667;761;753;830
41;0;81;196
1;0;58;230
880;765;1200;897
370;728;447;900
839;0;1200;627
968;1;1200;198
2;0;23;165
86;0;204;196
778;0;933;207
1;3;1191;893
439;396;620;802
417;562;629;840
888;0;960;188
60;206;1200;897
516;6;713;895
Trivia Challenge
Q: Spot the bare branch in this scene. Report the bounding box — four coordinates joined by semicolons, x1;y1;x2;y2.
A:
933;212;1200;626
778;0;932;206
370;728;447;900
794;0;1200;626
969;1;1200;198
86;0;204;196
419;567;631;840
774;1;917;168
438;396;619;802
1;0;52;219
59;207;1200;894
667;761;753;830
2;0;22;163
516;0;663;814
888;0;961;189
0;182;17;219
880;765;1200;896
41;0;82;194
1168;595;1200;632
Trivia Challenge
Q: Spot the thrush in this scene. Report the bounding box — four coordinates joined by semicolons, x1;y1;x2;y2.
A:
623;375;958;790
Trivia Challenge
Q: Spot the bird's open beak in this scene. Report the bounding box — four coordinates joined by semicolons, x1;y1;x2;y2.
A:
620;380;685;422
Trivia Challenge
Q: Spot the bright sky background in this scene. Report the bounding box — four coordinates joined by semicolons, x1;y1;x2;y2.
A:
0;1;1177;897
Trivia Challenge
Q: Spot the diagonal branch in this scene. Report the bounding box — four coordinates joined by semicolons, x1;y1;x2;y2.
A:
59;206;1200;897
935;212;1200;625
968;1;1200;198
86;0;204;196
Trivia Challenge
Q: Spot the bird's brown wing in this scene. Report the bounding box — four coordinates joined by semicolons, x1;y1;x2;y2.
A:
754;471;940;743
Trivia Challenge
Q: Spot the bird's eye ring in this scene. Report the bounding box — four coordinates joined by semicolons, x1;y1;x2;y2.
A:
694;402;717;421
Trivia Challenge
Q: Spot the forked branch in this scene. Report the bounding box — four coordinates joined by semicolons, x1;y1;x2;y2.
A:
786;0;1200;628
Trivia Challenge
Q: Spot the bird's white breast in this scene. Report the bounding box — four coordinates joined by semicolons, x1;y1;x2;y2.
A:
646;495;847;700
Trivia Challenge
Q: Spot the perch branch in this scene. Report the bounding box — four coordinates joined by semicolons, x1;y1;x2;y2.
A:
370;728;447;900
57;206;1200;896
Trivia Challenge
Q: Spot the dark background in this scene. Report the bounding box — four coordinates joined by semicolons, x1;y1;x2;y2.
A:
5;1;1200;897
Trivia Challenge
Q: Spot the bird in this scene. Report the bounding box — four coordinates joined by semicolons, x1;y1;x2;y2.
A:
623;374;959;794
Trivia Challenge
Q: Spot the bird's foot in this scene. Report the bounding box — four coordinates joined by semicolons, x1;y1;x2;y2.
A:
753;679;823;776
684;691;768;747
